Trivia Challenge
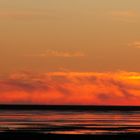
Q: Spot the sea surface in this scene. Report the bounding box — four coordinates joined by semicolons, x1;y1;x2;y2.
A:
0;109;139;135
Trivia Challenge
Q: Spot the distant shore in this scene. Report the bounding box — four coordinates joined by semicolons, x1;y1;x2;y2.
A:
0;131;139;140
0;105;139;111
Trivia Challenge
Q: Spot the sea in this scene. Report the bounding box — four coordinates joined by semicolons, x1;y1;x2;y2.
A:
0;106;139;135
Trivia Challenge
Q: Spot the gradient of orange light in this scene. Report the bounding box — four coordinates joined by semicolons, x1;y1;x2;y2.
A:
0;71;140;105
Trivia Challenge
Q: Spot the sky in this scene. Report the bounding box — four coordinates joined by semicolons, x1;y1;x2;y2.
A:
0;0;140;105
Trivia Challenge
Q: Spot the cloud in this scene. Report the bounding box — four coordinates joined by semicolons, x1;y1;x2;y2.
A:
0;71;139;105
110;10;138;22
111;11;137;18
26;50;85;58
128;41;140;48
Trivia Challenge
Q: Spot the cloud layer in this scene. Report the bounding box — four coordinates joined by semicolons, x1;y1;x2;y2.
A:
111;11;137;18
26;50;85;58
110;10;138;23
0;71;140;105
128;41;140;48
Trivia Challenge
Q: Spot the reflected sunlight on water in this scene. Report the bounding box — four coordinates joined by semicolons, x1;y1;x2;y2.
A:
0;110;139;135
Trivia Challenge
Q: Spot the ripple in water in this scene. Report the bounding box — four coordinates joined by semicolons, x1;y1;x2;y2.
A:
0;110;139;135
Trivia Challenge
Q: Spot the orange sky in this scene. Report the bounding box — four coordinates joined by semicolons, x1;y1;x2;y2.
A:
0;71;139;105
0;1;140;105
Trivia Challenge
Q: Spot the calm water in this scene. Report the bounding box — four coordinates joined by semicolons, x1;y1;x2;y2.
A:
0;110;139;135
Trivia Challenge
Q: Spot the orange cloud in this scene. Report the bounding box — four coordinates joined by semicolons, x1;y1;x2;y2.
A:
111;11;137;18
0;71;140;105
26;50;85;58
128;41;140;48
110;10;138;23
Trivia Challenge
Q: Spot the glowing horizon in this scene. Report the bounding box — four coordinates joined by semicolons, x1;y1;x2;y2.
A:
0;71;139;105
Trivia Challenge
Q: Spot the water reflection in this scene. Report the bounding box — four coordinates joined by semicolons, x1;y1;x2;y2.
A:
0;110;139;135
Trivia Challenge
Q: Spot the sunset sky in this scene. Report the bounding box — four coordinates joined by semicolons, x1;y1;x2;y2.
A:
0;0;140;105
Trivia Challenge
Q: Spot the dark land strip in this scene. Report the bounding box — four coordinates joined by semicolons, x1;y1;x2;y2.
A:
0;131;139;140
0;105;139;111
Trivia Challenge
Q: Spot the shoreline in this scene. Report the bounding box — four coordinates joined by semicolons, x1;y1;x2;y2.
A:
0;131;139;140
